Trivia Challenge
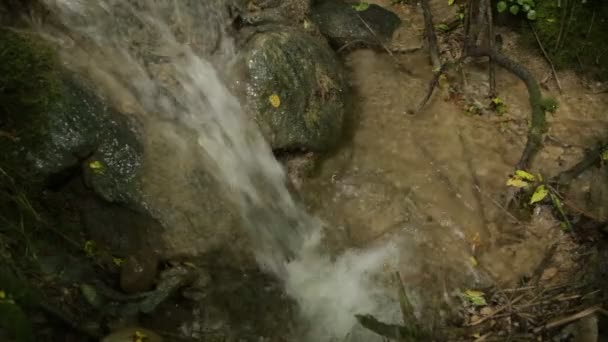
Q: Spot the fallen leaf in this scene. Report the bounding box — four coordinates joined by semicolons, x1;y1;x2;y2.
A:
530;185;549;204
515;169;536;182
112;257;125;267
506;177;529;188
268;93;281;108
133;330;148;342
464;290;487;306
541;267;558;281
469;256;478;267
352;2;370;11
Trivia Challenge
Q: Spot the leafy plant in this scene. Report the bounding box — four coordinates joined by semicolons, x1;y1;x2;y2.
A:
497;0;538;20
506;169;572;229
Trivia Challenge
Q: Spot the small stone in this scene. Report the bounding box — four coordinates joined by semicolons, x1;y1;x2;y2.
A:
120;250;159;294
541;267;558;281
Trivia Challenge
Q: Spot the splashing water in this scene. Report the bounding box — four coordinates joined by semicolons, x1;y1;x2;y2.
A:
40;0;399;339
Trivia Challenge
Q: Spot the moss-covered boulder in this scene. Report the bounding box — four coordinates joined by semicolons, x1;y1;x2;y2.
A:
241;25;347;152
310;0;401;48
0;28;142;204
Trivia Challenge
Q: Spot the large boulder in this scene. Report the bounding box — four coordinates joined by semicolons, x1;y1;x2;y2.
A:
310;0;401;49
240;25;347;152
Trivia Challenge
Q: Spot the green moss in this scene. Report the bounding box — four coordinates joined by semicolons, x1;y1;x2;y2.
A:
519;0;608;81
0;28;62;184
0;28;61;132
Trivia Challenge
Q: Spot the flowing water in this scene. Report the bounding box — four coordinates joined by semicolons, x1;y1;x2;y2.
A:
39;0;399;340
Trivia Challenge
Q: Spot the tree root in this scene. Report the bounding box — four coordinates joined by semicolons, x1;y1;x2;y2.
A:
420;0;440;69
467;46;546;170
415;45;546;170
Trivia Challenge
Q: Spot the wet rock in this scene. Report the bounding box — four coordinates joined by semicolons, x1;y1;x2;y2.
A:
0;29;142;204
239;0;312;25
310;0;401;48
240;25;347;151
120;250;159;294
101;327;163;342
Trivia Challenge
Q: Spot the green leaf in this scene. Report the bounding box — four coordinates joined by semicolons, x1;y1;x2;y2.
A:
601;150;608;161
523;4;530;12
517;0;524;5
353;2;370;11
506;177;529;188
530;185;549;204
497;1;507;12
437;23;450;31
515;170;536;182
464;290;487;306
527;9;537;20
510;5;520;15
448;0;455;5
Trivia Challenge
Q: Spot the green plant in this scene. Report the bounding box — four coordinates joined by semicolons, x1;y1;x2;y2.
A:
497;0;538;20
507;170;571;229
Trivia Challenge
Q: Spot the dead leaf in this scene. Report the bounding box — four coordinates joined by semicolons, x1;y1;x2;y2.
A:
541;267;558;281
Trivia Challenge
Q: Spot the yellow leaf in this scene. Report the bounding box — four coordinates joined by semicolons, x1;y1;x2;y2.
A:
465;290;484;297
89;160;103;169
83;240;97;257
448;0;455;5
491;97;503;105
506;177;529;188
602;150;608;161
133;330;148;342
469;256;478;267
515;169;536;182
0;290;5;299
269;93;281;108
88;160;105;174
530;185;549;204
183;261;197;268
112;257;125;267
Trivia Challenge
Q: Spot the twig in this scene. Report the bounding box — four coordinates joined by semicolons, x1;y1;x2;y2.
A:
414;57;464;113
554;0;569;51
473;185;521;223
420;0;441;69
485;0;496;98
468;294;525;326
356;14;414;76
529;22;563;93
533;306;602;333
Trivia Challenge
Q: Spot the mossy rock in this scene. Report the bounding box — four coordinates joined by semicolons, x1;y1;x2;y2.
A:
518;1;608;81
241;25;347;152
0;28;143;204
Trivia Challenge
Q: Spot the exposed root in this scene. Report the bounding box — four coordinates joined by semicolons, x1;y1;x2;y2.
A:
420;0;440;70
465;46;546;171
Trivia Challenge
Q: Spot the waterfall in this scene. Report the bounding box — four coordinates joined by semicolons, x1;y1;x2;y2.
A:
40;0;398;339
